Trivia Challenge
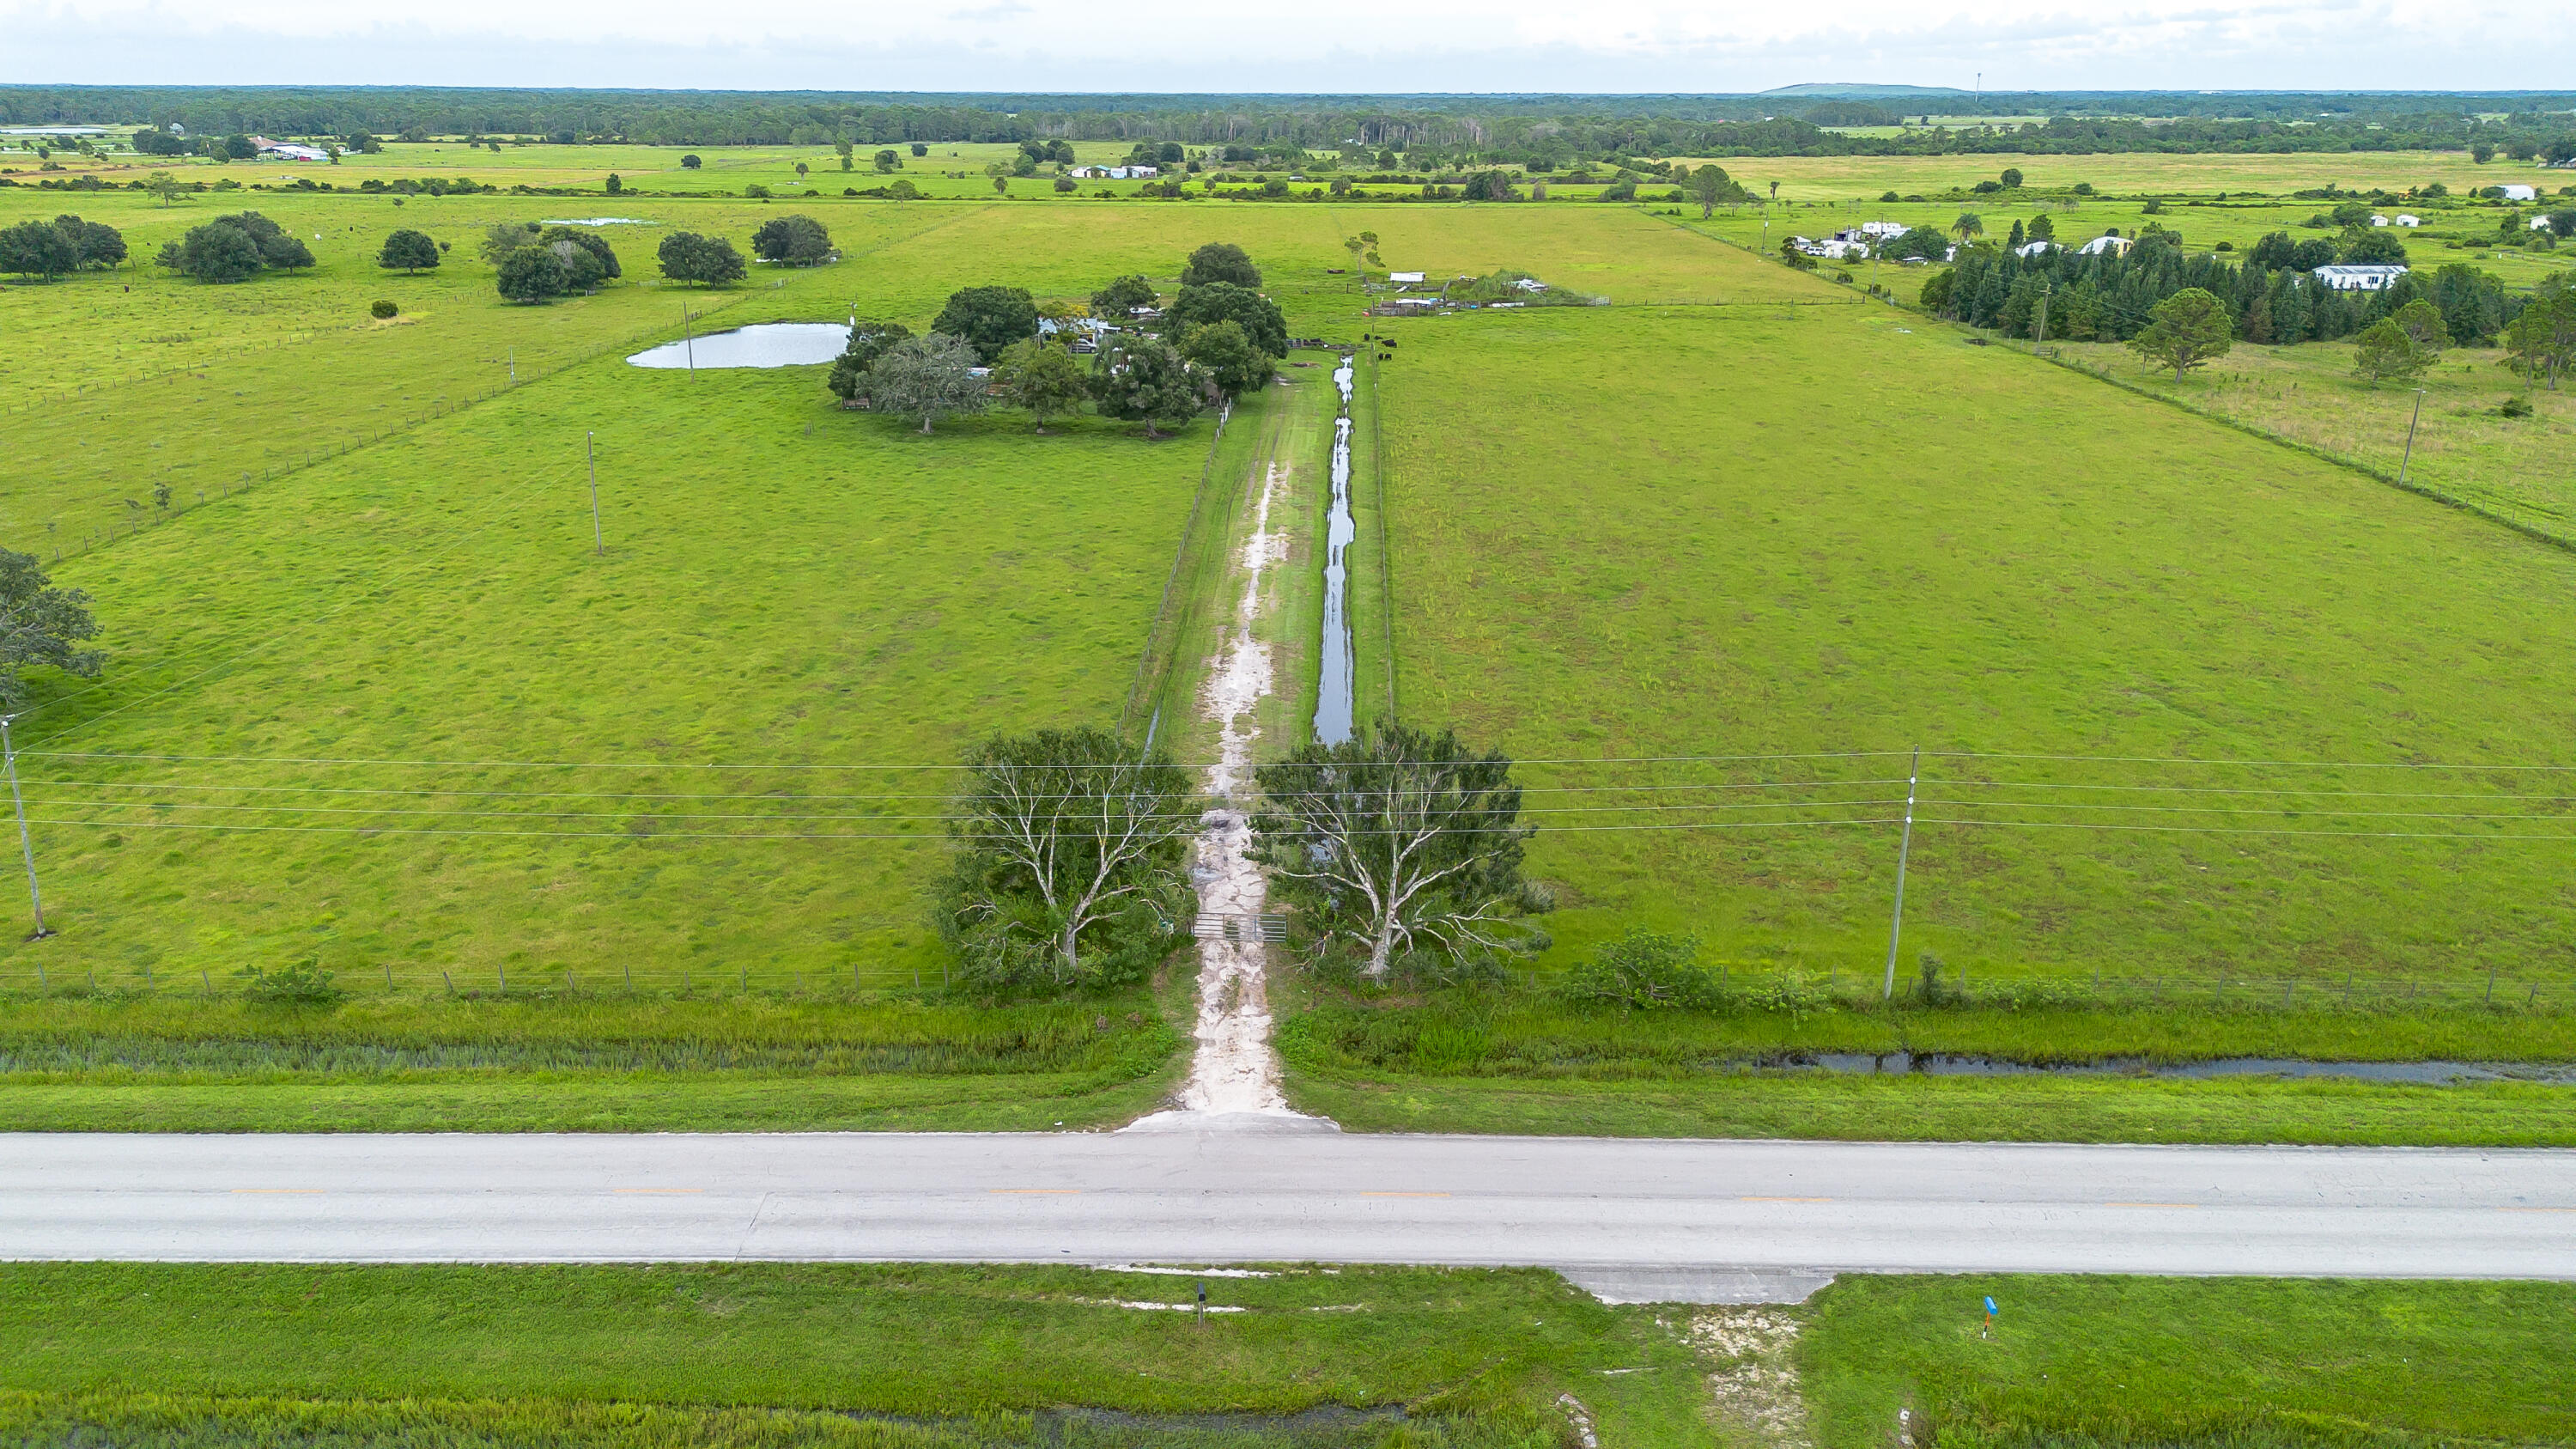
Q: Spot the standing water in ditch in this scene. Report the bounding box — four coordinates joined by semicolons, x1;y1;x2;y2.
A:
1312;356;1358;746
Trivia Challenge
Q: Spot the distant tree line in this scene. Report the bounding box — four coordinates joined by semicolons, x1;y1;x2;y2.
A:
1923;228;2529;348
5;84;2573;163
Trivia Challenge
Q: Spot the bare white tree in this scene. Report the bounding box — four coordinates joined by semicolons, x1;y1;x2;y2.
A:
941;728;1196;988
1250;724;1547;980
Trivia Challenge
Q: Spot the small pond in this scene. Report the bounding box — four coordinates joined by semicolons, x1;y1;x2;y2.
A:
627;322;846;370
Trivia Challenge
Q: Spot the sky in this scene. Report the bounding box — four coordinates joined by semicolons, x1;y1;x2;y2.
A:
3;0;2571;94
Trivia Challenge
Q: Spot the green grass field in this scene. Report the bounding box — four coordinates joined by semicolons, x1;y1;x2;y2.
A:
1372;284;2576;985
0;1263;2561;1448
8;158;2576;1140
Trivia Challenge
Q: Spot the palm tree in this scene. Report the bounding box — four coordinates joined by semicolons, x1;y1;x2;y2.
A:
1952;212;1986;241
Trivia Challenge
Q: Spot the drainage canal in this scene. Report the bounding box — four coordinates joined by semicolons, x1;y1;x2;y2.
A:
1313;356;1357;746
626;322;848;369
1773;1053;2576;1085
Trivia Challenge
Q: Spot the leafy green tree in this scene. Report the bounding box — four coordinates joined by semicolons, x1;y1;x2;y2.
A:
934;728;1194;991
874;149;900;173
0;548;101;704
2390;297;2449;352
826;320;915;400
143;171;194;208
1090;274;1157;317
371;300;398;319
2001;167;2025;188
1249;722;1549;983
1166;281;1287;358
0;219;78;280
2339;227;2409;265
866;332;987;433
2026;212;2055;240
375;228;440;273
1951;212;1984;240
155;220;267;283
750;214;831;266
1918;268;1955;313
1686;162;1741;218
836;140;854;172
1180;240;1261;288
2129;286;2233;381
1178;319;1272;402
496;246;568;303
605;173;623;194
656;231;745;285
1088;335;1200;438
2350;318;2429;386
933;285;1038;364
47;214;122;270
2472;142;2495;164
479;219;542;265
1461;169;1516;201
996;338;1091;431
2502;277;2576;390
680;154;702;169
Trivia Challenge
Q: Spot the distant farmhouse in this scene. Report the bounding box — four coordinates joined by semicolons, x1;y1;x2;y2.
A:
249;136;331;161
2313;264;2409;291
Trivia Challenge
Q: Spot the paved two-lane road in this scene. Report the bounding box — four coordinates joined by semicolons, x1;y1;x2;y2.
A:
9;1129;2573;1288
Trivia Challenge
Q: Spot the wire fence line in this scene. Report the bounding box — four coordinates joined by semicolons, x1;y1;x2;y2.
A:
4;953;2568;1015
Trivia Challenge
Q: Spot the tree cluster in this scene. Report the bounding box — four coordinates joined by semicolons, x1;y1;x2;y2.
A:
482;222;620;303
750;214;832;266
374;227;440;273
1925;230;2525;350
0;213;125;279
155;211;313;283
656;231;746;286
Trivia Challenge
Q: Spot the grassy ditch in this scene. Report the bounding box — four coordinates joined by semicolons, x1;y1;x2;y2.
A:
1795;1275;2575;1448
0;1263;1710;1449
1278;992;2576;1145
0;992;1184;1131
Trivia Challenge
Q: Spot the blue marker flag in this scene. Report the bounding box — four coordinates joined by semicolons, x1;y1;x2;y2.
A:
1984;1296;1999;1316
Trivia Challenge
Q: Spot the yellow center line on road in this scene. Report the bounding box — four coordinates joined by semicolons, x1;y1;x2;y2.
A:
988;1189;1082;1195
1741;1196;1833;1202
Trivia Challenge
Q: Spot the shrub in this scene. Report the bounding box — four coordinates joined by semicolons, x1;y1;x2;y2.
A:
1559;928;1714;1009
2500;395;2534;417
369;299;397;319
238;960;346;1006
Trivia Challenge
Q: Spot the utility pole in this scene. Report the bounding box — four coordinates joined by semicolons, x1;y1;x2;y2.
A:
2;716;52;940
586;432;604;554
1880;746;1921;1000
2033;282;2052;351
683;307;696;376
507;347;515;384
2397;387;2427;487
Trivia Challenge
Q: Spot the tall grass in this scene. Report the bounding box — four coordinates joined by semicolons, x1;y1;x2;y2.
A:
0;1392;1554;1449
0;994;1178;1083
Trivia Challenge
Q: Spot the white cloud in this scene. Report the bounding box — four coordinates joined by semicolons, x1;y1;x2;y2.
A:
0;0;2568;90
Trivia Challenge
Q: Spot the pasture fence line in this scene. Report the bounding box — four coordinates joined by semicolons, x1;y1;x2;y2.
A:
2029;345;2576;558
3;954;2572;1021
23;289;763;568
1116;389;1257;741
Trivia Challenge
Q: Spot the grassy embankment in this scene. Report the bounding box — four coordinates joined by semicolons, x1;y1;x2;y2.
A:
0;1263;1704;1449
0;993;1182;1131
1;1263;2564;1449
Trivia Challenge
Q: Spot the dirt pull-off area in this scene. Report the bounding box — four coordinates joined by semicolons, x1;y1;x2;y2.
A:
1127;460;1330;1132
1690;1308;1814;1448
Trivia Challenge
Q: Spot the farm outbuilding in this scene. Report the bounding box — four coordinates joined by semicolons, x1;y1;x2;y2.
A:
2313;264;2410;291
